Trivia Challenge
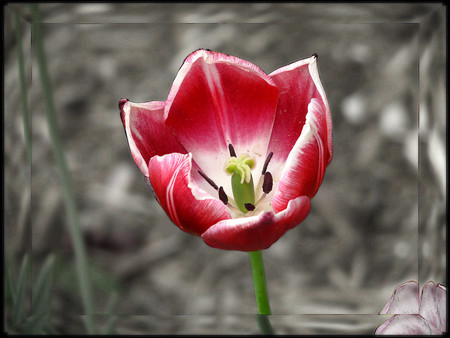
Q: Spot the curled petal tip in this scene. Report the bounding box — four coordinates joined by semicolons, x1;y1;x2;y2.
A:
312;53;318;59
119;98;128;110
191;47;211;55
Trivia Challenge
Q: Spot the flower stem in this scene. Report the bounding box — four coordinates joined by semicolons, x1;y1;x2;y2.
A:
249;250;271;315
249;251;274;334
256;314;275;335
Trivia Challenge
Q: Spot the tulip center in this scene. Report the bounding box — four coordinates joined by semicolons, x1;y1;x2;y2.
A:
197;144;274;216
225;154;256;214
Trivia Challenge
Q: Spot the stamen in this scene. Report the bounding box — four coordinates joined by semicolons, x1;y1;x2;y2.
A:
244;203;255;211
262;152;273;174
228;144;237;157
263;172;273;194
197;170;218;190
218;186;228;205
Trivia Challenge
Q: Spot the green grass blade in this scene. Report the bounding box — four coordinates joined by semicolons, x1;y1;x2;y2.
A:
29;4;97;333
32;254;55;315
22;313;48;334
103;292;119;334
14;12;32;165
11;255;30;327
5;264;17;305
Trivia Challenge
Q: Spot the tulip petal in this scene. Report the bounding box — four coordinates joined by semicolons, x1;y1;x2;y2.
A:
271;99;329;213
375;315;442;335
119;99;186;176
268;55;332;168
148;153;231;236
380;281;420;315
201;196;311;251
419;281;447;332
165;49;279;196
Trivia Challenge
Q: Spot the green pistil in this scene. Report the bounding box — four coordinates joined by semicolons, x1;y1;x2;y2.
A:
226;155;255;184
231;172;255;213
225;154;256;213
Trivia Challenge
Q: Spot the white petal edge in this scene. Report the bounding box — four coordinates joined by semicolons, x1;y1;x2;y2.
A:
122;100;166;177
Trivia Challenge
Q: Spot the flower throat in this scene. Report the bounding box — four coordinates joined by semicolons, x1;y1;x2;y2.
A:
198;144;274;215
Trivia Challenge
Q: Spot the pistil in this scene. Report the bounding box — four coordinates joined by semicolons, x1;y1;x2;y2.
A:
231;169;255;213
199;146;275;214
225;151;256;214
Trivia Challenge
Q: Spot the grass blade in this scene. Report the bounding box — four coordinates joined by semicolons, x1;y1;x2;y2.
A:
14;12;32;165
32;254;55;316
5;264;17;305
103;292;119;334
29;4;97;333
11;255;30;327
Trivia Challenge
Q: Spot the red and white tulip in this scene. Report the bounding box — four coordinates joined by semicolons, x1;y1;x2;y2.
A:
120;49;332;251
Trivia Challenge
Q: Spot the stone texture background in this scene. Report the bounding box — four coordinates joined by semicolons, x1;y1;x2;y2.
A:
4;3;446;334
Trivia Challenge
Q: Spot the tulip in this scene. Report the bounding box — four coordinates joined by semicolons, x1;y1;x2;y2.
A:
375;281;447;335
120;49;332;322
119;49;332;252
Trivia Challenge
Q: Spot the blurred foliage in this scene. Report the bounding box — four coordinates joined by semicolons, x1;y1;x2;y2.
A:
4;254;57;334
54;255;122;296
4;253;121;335
5;4;122;334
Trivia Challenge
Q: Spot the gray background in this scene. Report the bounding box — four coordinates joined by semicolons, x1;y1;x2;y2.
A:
4;3;446;334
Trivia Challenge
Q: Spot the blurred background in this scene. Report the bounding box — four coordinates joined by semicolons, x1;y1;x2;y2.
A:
4;3;446;335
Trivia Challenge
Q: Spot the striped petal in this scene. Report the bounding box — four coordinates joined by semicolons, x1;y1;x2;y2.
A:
271;98;329;213
201;196;310;251
419;281;447;332
268;55;332;170
375;315;442;335
148;153;231;236
119;99;186;176
380;281;420;315
164;49;279;197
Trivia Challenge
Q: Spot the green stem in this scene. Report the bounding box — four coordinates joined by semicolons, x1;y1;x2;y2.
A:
256;314;275;335
249;250;271;315
29;4;96;334
249;251;274;334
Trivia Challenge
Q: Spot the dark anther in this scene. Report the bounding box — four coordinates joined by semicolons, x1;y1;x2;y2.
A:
312;53;318;59
263;172;273;194
244;203;255;211
198;170;219;190
228;144;237;157
219;186;228;205
262;152;273;174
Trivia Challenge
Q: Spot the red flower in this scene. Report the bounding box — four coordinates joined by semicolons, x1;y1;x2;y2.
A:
120;49;332;251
